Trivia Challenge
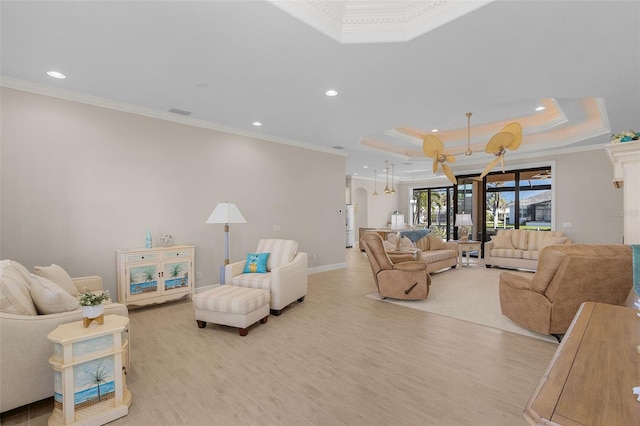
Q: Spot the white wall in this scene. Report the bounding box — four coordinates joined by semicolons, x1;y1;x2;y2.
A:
0;87;347;297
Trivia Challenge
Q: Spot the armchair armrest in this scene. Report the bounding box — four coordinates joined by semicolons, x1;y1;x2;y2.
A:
270;252;308;310
224;260;247;284
73;276;103;293
499;272;532;291
392;261;427;272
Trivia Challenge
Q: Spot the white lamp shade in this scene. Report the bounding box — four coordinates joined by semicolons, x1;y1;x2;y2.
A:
206;202;247;224
455;213;473;227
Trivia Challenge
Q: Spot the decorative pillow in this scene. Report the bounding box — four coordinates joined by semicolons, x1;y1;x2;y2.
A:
539;236;568;251
0;260;38;315
33;264;78;296
243;253;270;274
29;274;80;314
427;234;446;250
491;235;514;249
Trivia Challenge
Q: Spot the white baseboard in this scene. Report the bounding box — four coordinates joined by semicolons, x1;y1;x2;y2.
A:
308;263;346;275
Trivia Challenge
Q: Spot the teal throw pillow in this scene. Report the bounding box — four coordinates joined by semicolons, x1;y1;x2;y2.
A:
243;253;269;274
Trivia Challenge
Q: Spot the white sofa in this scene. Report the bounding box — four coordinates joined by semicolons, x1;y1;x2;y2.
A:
225;239;308;316
484;229;571;270
0;260;129;413
386;232;458;273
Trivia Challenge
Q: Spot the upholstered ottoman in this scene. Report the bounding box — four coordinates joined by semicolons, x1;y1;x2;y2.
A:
193;285;270;336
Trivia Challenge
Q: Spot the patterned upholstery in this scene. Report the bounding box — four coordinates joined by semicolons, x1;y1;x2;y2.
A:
485;229;571;270
225;239;308;313
256;239;298;271
0;260;38;315
193;286;270;315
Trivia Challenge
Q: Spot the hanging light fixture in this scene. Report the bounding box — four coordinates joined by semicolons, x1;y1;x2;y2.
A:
384;160;391;195
465;112;473;156
390;163;396;194
373;169;378;196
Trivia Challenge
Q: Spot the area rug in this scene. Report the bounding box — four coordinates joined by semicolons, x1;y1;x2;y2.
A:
366;266;558;343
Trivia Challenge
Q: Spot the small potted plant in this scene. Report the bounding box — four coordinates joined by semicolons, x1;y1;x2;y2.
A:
77;289;110;326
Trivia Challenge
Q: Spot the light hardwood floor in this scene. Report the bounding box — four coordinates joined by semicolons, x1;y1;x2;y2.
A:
1;248;557;425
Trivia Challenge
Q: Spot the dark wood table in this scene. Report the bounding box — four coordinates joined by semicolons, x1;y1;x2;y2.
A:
524;302;640;425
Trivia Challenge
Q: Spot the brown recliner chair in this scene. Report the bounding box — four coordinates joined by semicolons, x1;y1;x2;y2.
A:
499;244;632;336
361;232;430;300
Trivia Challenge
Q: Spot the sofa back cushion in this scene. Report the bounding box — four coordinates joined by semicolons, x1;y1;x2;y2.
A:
0;260;38;315
427;234;446;250
256;239;298;271
33;264;78;296
29;274;80;314
527;230;566;251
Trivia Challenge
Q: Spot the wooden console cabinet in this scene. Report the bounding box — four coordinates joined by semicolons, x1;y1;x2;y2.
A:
116;245;194;307
524;302;640;425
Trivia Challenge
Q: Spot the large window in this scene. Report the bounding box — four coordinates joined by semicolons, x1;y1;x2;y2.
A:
483;167;552;240
411;186;454;239
414;166;553;244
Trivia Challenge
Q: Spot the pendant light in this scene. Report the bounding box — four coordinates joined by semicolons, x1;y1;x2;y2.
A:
390;163;396;194
465;112;473;156
384;160;391;195
373;169;379;196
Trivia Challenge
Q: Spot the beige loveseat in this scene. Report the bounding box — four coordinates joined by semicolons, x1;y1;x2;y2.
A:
484;229;571;270
0;260;129;413
386;232;458;273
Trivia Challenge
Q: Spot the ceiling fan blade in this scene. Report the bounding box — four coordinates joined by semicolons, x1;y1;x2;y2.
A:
423;135;444;158
502;122;522;150
480;156;501;178
432;158;439;174
442;164;457;185
485;132;514;154
446;154;456;163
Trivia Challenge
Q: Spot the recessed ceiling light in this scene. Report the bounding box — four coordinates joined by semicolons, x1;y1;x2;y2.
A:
363;165;368;169
432;129;439;133
535;106;546;111
353;173;358;176
325;89;338;97
46;71;66;79
252;121;262;127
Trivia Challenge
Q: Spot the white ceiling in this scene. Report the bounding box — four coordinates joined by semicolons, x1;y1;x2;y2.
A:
1;0;639;184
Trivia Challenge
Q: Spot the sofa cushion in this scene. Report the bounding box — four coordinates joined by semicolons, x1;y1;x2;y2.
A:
421;250;457;263
0;260;38;315
387;233;415;250
29;274;80;314
539;236;568;251
415;236;430;251
511;230;529;250
231;273;271;290
256;239;297;271
427;234;446;250
491;235;514;249
33;264;78;296
490;248;523;259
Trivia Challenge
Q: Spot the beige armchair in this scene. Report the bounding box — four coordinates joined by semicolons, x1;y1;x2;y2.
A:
499;244;632;337
225;239;308;316
361;232;430;300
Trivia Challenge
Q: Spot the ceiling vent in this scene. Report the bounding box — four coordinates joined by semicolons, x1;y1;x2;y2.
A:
169;108;191;116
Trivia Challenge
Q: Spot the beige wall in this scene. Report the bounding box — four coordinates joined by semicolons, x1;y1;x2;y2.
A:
0;87;347;296
352;149;624;244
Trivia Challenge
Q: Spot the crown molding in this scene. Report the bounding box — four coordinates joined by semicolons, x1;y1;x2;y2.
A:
0;76;347;158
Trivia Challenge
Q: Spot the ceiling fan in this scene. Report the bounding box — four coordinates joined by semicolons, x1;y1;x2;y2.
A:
422;134;458;184
480;122;523;178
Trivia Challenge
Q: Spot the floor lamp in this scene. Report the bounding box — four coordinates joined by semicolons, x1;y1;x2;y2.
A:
206;202;246;284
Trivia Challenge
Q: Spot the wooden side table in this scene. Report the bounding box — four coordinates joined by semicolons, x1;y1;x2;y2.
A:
47;315;131;426
451;240;481;267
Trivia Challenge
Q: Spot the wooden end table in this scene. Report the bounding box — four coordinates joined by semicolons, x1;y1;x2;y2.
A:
451;240;481;267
